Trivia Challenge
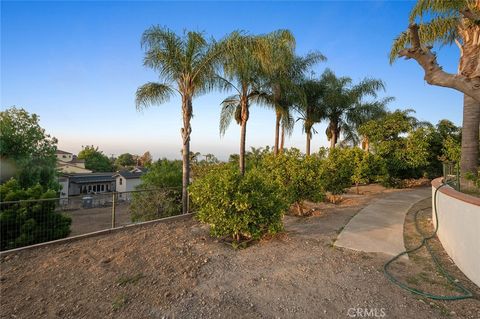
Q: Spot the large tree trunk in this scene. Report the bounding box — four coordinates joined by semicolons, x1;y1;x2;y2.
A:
181;96;192;214
306;130;311;156
239;98;249;175
274;110;281;156
460;94;480;177
280;125;285;154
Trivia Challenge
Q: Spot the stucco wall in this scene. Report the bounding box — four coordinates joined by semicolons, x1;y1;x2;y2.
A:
432;178;480;288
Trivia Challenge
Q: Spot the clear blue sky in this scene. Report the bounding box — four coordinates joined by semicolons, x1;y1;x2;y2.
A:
1;0;463;160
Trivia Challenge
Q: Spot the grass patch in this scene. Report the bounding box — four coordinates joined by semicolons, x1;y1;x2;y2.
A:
112;294;128;311
116;273;145;286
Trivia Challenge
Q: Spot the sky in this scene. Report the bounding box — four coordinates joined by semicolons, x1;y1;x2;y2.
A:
1;0;464;161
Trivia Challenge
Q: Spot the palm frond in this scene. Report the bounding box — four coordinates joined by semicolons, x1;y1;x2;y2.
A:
409;0;467;23
219;95;241;136
135;82;174;110
390;15;460;63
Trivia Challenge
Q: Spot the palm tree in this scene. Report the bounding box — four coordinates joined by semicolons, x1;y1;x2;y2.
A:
318;69;385;149
296;78;326;156
390;0;480;177
341;97;392;151
219;31;294;174
260;45;326;155
135;27;223;214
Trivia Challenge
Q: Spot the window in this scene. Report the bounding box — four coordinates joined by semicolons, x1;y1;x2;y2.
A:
119;178;123;185
62;155;67;158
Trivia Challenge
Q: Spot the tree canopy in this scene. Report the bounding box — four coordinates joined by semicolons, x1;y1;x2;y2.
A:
0;107;58;189
78;146;113;172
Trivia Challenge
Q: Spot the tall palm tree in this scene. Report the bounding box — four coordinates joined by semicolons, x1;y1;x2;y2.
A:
318;69;385;149
296;78;326;156
390;0;480;176
260;46;326;155
135;27;223;214
219;31;294;174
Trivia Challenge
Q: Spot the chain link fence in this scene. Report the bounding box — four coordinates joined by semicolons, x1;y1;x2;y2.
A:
442;162;479;195
0;187;182;252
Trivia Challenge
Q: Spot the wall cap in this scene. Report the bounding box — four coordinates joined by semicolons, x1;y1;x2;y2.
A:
432;177;480;206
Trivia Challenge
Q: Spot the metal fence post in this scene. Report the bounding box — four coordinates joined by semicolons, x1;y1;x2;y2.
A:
111;192;116;228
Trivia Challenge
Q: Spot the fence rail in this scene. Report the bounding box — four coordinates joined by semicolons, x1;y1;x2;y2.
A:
0;188;182;251
442;162;479;195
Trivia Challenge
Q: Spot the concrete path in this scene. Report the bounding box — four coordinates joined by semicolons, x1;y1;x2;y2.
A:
335;188;431;258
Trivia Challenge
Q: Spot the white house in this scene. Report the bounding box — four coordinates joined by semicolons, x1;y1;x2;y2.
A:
56;150;92;174
113;167;147;200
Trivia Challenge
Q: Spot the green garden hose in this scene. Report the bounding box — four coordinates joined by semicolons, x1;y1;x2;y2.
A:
383;182;474;300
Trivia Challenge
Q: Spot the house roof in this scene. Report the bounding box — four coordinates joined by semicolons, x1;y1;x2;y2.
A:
56;149;72;155
65;173;115;184
70;157;85;164
114;169;146;179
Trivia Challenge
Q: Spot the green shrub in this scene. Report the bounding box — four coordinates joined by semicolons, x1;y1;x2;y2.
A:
189;165;287;243
0;179;71;251
351;148;388;193
320;148;356;195
129;159;182;222
258;148;324;214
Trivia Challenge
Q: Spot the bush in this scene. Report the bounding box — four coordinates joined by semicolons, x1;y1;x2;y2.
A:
189;165;287;243
257;148;324;214
350;148;388;193
129;159;182;222
319;148;356;195
0;179;71;251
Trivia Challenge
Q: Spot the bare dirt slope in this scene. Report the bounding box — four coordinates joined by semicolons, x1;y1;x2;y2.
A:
1;185;479;319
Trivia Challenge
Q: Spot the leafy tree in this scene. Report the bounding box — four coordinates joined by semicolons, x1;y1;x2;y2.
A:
0;179;71;250
130;159;182;222
78;145;113;172
350;148;387;194
219;30;295;175
390;0;480;177
136;27;224;214
190;164;287;244
115;153;136;168
319;148;356;195
0;107;58;189
359;110;433;181
258;148;324;215
139;151;153;167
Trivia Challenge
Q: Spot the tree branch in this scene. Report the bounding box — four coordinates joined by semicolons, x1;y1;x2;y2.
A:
398;24;480;102
460;8;480;24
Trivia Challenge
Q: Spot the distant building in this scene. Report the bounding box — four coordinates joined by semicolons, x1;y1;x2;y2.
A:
56;149;92;174
61;173;116;197
113;167;147;200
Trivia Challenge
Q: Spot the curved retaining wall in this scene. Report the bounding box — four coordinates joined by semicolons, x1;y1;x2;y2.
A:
431;178;480;288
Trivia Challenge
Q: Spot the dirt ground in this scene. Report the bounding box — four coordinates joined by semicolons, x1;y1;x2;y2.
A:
65;202;132;237
1;184;479;318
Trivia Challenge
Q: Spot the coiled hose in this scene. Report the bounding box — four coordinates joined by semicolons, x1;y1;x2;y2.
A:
383;182;474;300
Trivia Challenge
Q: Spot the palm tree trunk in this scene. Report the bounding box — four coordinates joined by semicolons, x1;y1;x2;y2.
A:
306;130;311;156
460;94;480;178
181;96;192;214
329;129;337;149
280;125;285;154
239;98;249;175
274;110;281;156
